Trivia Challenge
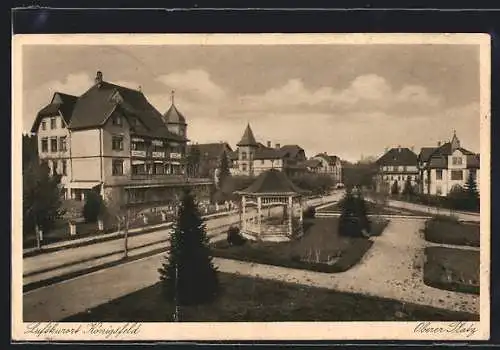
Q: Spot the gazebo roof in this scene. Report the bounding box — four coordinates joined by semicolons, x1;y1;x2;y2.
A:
236;169;308;196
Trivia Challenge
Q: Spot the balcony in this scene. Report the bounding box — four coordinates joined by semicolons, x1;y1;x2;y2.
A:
152;151;165;158
131;150;147;157
169;152;182;160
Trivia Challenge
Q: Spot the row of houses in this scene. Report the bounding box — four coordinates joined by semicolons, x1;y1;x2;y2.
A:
187;123;343;183
375;131;480;196
30;71;344;210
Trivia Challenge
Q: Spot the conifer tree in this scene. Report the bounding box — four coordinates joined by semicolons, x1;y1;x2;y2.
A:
464;170;480;211
158;188;219;308
218;150;231;185
23;160;65;239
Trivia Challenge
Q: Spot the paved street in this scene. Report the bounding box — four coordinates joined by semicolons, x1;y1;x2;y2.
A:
24;213;479;322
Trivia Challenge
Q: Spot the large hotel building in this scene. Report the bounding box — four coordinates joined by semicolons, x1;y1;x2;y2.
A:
30;71;213;208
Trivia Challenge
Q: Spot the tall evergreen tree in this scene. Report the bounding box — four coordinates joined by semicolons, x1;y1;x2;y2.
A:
463;171;480;211
23;160;65;238
402;176;414;198
158;188;219;308
218;150;231;185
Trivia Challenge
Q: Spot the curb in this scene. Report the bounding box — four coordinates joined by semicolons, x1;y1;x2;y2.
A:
23;209;239;258
24;226;232;292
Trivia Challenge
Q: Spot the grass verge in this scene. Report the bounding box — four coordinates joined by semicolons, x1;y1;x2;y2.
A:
424;217;480;247
423;246;479;295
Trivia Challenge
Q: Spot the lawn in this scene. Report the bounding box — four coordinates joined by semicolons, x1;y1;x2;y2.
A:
63;272;478;322
424;247;479;295
424;217;480;247
211;217;388;273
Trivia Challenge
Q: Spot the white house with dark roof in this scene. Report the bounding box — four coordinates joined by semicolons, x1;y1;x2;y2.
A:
230;124;307;177
418;131;480;196
375;146;419;194
309;153;343;184
31;71;213;206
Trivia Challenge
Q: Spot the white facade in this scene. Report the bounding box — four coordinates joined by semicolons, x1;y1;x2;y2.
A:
427;149;480;196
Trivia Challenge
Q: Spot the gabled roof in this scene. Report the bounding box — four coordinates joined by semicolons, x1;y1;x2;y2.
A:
313;153;339;165
304;159;322;168
30;92;78;133
188;142;233;159
376;147;418;166
418;147;437;162
163;103;187;125
279;145;304;159
237;124;258;147
422;140;477;169
237;169;307;195
254;148;283;160
467;154;480;168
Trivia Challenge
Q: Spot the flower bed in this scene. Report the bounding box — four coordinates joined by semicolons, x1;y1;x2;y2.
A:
212;217;389;273
423;246;479;295
424;216;480;247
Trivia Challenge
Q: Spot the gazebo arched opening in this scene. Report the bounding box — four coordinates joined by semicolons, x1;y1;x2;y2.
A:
235;169;309;242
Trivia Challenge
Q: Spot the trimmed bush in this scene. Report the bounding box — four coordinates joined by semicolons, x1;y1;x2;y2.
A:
338;191;371;237
303;206;316;219
227;226;247;246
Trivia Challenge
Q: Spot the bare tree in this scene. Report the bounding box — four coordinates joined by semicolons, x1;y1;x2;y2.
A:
104;187;141;259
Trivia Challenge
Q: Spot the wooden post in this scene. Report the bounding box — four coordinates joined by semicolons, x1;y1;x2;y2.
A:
257;196;262;238
241;195;246;231
288;195;293;237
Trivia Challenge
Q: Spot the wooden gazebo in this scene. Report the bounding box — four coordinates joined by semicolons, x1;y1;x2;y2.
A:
235;169;309;242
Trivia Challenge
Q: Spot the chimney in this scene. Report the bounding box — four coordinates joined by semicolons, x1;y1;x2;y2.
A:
384;147;388;153
411;146;414;152
275;143;281;149
267;141;271;148
95;71;103;87
437;141;441;147
138;85;142;92
398;145;402;153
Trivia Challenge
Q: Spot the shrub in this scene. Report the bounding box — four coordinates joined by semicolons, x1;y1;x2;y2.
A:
391;181;400;195
338;191;371;237
227;226;247;246
303;206;316;219
82;191;104;223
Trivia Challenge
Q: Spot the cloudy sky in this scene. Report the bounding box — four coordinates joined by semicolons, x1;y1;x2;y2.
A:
22;44;480;162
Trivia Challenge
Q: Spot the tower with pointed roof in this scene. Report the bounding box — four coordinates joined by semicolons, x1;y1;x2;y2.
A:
162;90;187;138
451;130;461;152
237;123;258;176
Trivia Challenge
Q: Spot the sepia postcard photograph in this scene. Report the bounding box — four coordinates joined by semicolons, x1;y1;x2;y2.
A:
11;33;491;341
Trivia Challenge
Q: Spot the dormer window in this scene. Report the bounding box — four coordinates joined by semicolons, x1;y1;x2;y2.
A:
112;115;123;126
50;117;56;129
41;121;47;131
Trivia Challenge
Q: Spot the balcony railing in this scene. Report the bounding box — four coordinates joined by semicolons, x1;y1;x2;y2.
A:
131;150;147;157
152;151;165;158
